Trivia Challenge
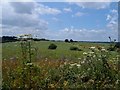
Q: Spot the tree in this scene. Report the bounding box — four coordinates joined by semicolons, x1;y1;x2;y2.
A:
70;39;73;42
65;39;69;42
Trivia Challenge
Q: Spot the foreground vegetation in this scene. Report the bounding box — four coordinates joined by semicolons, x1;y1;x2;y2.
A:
2;38;120;89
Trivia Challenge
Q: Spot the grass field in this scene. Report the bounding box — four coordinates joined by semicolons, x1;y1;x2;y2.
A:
2;41;120;89
2;41;116;60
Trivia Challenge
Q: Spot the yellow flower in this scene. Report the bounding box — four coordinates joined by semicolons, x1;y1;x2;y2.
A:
64;81;68;86
49;84;55;88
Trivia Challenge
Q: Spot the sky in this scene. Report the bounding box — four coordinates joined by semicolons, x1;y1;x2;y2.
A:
1;1;118;41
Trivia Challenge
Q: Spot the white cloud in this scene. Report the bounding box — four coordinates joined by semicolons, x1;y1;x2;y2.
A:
110;9;117;13
1;0;119;3
2;2;62;37
72;12;85;17
2;2;49;36
1;0;35;3
74;12;85;17
106;14;111;21
106;9;118;30
52;17;60;22
65;0;118;2
70;2;111;9
35;4;61;15
45;27;117;41
63;8;72;12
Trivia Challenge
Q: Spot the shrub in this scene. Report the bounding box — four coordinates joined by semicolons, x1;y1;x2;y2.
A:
70;46;82;51
114;42;120;49
48;43;57;50
107;47;115;51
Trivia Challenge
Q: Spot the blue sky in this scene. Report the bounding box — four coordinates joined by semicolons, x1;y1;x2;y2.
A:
1;1;118;41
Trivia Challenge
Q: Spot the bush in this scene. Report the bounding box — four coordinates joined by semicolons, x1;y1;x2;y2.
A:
107;47;115;51
48;43;57;50
70;46;82;51
114;42;120;49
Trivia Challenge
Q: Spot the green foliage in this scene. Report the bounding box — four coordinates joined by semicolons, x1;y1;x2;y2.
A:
48;43;57;50
70;46;82;51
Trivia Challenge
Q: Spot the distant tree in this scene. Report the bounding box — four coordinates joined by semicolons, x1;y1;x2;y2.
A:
65;39;69;42
70;39;73;42
2;36;18;43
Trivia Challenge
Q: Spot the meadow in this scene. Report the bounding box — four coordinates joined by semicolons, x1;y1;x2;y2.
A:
2;41;114;60
2;40;120;89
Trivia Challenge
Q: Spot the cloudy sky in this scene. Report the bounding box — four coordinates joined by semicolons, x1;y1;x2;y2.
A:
1;1;118;41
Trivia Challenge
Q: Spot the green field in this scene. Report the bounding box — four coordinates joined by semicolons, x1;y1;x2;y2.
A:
2;41;117;61
2;41;120;89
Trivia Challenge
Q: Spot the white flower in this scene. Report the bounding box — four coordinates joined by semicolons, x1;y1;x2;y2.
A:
26;63;33;66
76;64;81;67
115;80;119;85
93;55;96;58
81;61;85;64
4;59;6;60
98;59;101;61
90;47;95;49
70;63;81;68
87;68;91;71
78;58;81;60
83;52;88;55
101;48;106;51
89;51;94;54
70;63;76;66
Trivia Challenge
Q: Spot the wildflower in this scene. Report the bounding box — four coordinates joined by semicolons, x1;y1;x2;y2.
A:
101;48;106;51
70;63;77;66
4;59;6;60
81;61;85;64
87;68;91;71
90;47;95;49
69;63;81;68
92;55;96;58
83;52;88;55
26;63;33;66
64;81;68;86
98;59;101;61
88;79;94;84
76;64;81;67
64;62;67;65
45;58;48;61
89;51;94;54
49;84;55;88
78;58;81;60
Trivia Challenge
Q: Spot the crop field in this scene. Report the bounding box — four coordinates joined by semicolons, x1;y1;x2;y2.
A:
2;41;120;89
